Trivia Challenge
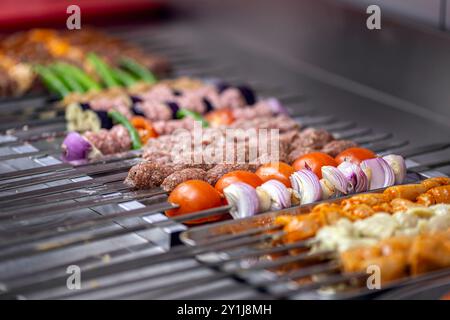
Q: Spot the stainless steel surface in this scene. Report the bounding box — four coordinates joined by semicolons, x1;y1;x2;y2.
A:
1;0;450;300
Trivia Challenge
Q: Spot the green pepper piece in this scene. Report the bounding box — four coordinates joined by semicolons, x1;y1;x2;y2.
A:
50;64;85;93
55;62;102;91
34;65;71;97
176;108;209;128
107;110;142;150
120;57;157;84
112;67;138;87
87;53;120;88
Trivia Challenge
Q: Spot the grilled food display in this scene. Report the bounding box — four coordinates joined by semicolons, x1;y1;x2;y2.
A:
262;178;450;285
275;177;450;243
0;28;169;96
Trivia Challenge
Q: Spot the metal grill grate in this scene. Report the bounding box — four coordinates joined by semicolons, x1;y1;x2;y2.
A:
0;23;449;300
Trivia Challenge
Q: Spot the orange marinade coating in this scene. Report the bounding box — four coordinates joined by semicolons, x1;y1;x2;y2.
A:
416;185;450;206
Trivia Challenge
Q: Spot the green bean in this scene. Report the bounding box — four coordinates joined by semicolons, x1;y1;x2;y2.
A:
112;67;138;87
176;108;209;128
108;110;142;150
50;64;85;93
34;65;71;97
120;57;157;84
87;53;120;88
55;62;102;91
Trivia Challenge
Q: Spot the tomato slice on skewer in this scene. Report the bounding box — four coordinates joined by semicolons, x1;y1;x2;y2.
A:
335;147;376;165
256;162;295;187
215;170;263;194
166;180;225;224
292;152;337;179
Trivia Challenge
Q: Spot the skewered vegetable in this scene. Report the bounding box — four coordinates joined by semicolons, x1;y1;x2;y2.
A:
121;57;157;84
258;179;292;210
223;182;260;219
383;154;407;184
166;180;224;224
130;116;158;144
360;157;396;190
335;147;376;165
290;169;322;204
292;152;337;179
108;110;141;150
176;108;209;128
215;170;263;194
87;53;121;88
61;132;99;162
256;162;295;188
54;62;101;91
204;109;235;127
34;65;71;97
50;64;85;93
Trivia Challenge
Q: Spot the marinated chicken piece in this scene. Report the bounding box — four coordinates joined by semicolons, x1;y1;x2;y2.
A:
416;185;450;206
341;230;450;283
341;247;409;283
384;177;450;201
420;177;450;189
390;198;421;212
340;193;392;219
383;184;428;202
409;230;450;275
276;204;344;244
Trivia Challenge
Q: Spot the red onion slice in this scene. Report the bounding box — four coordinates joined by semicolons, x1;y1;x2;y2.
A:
321;166;349;194
223;182;260;219
258;179;291;210
337;161;369;193
290;170;322;204
266;98;289;115
61;132;93;162
360;158;396;190
382;154;406;184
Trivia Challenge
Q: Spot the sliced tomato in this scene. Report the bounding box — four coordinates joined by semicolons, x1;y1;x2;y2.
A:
256;162;295;187
215;170;263;194
131;116;158;144
335;147;376;165
204;109;235;127
166;180;224;224
292;152;337;179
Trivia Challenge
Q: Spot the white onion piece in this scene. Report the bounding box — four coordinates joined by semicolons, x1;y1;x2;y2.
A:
320;178;338;199
382;154;406;184
256;188;272;212
290;170;322;204
321;166;349;194
258;179;291;210
360;158;396;190
223;182;260;219
337;161;369;193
